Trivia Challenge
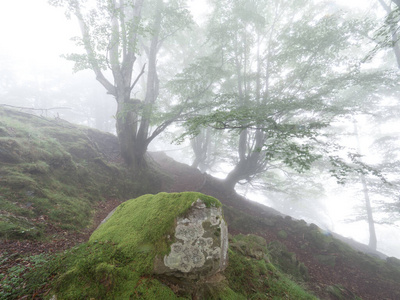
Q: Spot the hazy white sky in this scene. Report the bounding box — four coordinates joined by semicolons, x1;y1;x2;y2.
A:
0;0;79;70
0;0;377;65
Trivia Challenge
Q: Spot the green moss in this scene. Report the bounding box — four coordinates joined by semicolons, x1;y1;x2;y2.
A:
53;242;139;299
20;161;50;174
0;107;164;240
202;284;246;300
0;215;43;240
307;228;333;250
230;234;268;260
134;278;186;299
315;254;336;267
225;234;316;299
278;230;288;239
326;285;362;300
225;248;270;296
90;192;220;257
51;192;220;299
0;168;38;189
0;253;50;299
268;240;309;281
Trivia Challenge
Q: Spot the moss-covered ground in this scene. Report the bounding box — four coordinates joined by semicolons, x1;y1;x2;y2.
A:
47;192;222;299
0;107;159;239
2;107;400;300
6;197;316;300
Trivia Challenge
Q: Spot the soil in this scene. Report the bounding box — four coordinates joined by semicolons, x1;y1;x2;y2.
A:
0;198;123;277
1;151;400;300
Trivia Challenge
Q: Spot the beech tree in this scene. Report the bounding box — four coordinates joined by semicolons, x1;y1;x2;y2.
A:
49;0;192;168
348;108;400;249
176;0;394;191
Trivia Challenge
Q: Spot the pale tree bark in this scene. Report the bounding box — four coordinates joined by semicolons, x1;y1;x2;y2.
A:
223;30;267;190
223;130;265;190
221;4;282;191
353;120;377;251
70;0;170;168
72;0;146;167
191;128;213;172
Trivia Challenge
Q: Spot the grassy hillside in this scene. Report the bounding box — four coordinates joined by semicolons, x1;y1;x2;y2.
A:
1;107;400;300
0;107;159;239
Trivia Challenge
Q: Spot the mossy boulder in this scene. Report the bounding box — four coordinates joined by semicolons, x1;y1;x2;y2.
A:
51;192;227;299
153;198;228;279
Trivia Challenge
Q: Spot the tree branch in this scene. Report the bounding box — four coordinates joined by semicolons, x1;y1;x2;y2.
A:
130;63;146;91
74;2;116;95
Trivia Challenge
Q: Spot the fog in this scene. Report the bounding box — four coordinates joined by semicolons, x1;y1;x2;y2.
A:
1;0;400;259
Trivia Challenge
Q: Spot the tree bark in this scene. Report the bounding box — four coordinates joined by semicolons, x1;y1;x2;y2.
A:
137;0;162;143
222;28;267;191
360;173;378;250
223;129;265;190
54;0;183;169
353;120;377;250
191;128;211;172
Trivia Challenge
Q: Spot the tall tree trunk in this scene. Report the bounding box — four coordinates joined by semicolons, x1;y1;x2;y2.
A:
223;29;266;191
72;0;162;169
353;120;377;250
360;173;377;250
223;129;265;190
137;0;162;144
224;159;248;190
115;95;146;168
191;128;211;172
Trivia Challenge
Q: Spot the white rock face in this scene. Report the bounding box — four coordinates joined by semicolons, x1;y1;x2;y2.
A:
154;199;228;279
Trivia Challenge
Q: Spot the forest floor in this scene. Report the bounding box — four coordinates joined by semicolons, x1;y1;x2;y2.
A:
1;152;400;299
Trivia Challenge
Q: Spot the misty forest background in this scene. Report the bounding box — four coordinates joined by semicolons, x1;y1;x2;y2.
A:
1;0;400;258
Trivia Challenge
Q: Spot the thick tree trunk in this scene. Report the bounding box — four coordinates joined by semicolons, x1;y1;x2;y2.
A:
223;162;247;190
115;96;147;168
69;0;172;170
223;129;265;191
191;128;212;172
114;0;163;169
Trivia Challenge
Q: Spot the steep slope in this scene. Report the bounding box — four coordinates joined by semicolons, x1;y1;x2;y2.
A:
151;152;400;300
0;106;159;240
1;107;400;300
